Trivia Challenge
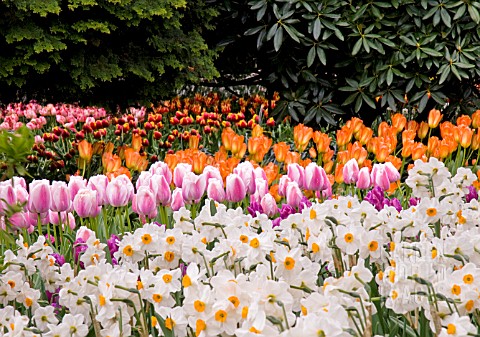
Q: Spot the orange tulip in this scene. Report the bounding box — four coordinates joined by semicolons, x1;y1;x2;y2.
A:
214;146;228;162
411;143;427;160
471;131;480;150
125;148;148;172
78;140;93;162
273;142;290;163
378;121;391;138
438;140;451;159
192;151;208;174
336;127;352;149
131;134;142;152
402;140;414;158
406;120;418;132
92;141;105;156
221;128;235;152
457;115;472;127
313;131;331;153
106;167;131;181
252;124;263;137
391;113;407;133
104;142;115;154
402;129;416;145
334;164;344;184
323;161;334;174
285;151;301;165
417;121;429;139
347;117;364;134
164;153;179;172
458;125;473;148
102;152;122;173
189;135;200;150
428;109;443;128
231;135;245;156
322;148;334;163
356;126;373;145
376;144;390;163
270;184;282;203
386;156;402;170
293;124;313;152
427;136;439;156
472;110;480;129
263;162;279;185
309;147;317;159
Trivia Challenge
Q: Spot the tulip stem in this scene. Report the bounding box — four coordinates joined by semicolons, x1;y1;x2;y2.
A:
37;213;42;238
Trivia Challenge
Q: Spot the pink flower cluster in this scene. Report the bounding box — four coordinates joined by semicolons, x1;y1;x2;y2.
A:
343;159;400;190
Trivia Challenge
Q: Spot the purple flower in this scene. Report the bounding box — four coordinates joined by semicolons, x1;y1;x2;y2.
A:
73;238;87;267
51;253;65;266
272;217;281;228
364;186;385;211
247;201;263;217
409;197;419;206
180;263;188;276
279;204;296;219
298;196;312;212
466;186;478;203
387;198;402;212
107;234;120;256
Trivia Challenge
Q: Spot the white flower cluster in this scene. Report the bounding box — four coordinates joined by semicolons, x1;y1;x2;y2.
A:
0;158;480;337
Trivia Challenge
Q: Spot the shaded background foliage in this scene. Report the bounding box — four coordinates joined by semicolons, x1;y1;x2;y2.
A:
1;0;480;125
0;0;219;108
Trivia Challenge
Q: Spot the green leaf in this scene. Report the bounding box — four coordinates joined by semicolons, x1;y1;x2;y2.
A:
440;8;451;27
453;4;466;20
418;93;429;112
317;47;326;65
468;4;480;23
354;95;363;112
313;18;321;40
361;92;376;109
352;38;362;56
362;38;371;53
283;25;303;43
245;26;264;36
307;46;315;67
422;48;442;57
274;26;284;51
386;68;393;86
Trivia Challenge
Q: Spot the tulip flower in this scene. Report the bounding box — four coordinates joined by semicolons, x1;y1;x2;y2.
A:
134;186;157;218
78;139;93;162
149;174;171;206
174;163;192;188
343;159;359;184
50;181;72;212
73;189;101;218
356;167;371;190
233;162;256;195
287;163;305;189
286;181;303;208
171;188;185;211
278;175;292;197
182;172;207;203
87;175;109;206
28;180;51;214
207;178;226;202
68;176;87;201
8;211;29;229
203;166;224;188
226;173;246;203
304;163;325;191
260;193;278;217
384;162;401;182
0;184;17;215
106;175;134;207
149;161;172;184
371;164;390;191
428;109;443;128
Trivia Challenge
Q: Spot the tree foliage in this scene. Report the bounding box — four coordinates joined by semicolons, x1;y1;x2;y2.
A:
0;0;219;107
210;0;480;125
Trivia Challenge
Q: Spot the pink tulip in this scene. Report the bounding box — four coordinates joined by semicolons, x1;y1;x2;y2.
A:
343;159;359;184
50;181;71;212
87;175;109;206
371;165;390;191
149;174;171;206
171;188;185;211
174;163;192;188
253;167;268;181
207;178;226;202
182;172;207;203
278;175;292;197
49;211;75;229
261;193;278;217
356;167;371;190
106;175;134;207
233;162;256;195
226;173;246;203
305;163;325;191
0;184;17;215
136;171;153;190
252;178;268;203
384;162;401;182
74;189;101;218
68;176;87;201
8;211;29;229
286;182;303;208
203;166;223;187
149;161;172;184
27;211;49;227
28;180;51;214
134;186;158;218
287;163;305;189
76;226;94;242
15;186;28;204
